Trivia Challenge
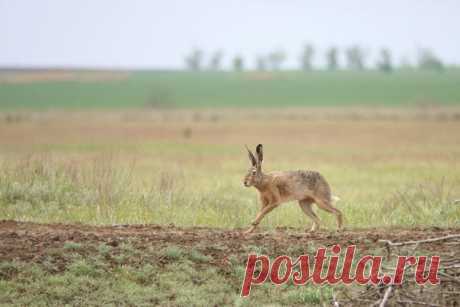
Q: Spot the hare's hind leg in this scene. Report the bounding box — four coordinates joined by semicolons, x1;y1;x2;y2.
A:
314;198;343;230
298;198;321;232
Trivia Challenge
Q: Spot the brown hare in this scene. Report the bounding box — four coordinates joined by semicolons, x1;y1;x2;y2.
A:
243;144;343;234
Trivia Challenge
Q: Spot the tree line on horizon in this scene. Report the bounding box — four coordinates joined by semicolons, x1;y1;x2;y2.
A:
184;44;445;73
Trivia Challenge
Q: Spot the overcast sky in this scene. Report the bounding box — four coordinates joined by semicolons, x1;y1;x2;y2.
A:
1;0;459;69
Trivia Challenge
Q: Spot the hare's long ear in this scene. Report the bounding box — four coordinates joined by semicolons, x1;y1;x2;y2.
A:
256;144;263;164
245;145;257;166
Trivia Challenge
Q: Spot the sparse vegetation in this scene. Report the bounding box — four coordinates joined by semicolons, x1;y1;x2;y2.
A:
0;96;458;305
0;232;341;306
0;152;458;228
63;242;82;251
189;248;211;263
0;110;459;228
161;245;184;260
1;220;456;306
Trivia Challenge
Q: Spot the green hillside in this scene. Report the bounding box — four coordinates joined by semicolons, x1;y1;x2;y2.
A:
1;70;460;109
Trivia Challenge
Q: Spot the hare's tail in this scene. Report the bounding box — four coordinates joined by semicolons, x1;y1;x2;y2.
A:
331;195;341;203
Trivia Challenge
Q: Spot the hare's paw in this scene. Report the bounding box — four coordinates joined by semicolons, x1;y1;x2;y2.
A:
243;226;256;236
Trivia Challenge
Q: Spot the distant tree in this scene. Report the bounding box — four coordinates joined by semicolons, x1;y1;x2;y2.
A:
300;43;315;71
377;48;393;73
256;55;267;71
325;47;339;70
209;50;224;71
345;45;366;70
417;48;444;71
267;49;287;70
185;49;204;71
233;55;244;71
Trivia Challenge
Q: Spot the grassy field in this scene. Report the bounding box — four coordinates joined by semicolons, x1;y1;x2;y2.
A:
1;71;460;305
0;108;459;305
0;108;459;229
1;69;460;109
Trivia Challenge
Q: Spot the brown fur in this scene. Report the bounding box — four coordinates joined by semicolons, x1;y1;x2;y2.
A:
243;144;343;234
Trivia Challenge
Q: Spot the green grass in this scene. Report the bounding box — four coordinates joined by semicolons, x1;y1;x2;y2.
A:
1;70;460;109
189;249;211;263
0;240;336;306
0;107;458;229
0;149;458;229
161;246;184;260
63;242;82;251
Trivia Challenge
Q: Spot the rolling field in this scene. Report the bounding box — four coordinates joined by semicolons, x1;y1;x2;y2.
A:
0;108;459;305
1;70;460;305
1;108;459;229
1;69;460;109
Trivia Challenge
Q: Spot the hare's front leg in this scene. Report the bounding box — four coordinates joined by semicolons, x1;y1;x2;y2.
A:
244;192;280;235
243;204;277;234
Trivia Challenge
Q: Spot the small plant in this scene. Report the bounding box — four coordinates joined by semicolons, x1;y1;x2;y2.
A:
189;249;211;263
244;244;266;255
0;261;19;280
97;243;112;256
67;259;100;278
113;254;127;265
63;242;82;251
131;264;156;285
161;246;183;260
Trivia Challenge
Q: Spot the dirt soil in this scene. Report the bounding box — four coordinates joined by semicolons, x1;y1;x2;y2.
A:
1;221;459;306
1;221;459;263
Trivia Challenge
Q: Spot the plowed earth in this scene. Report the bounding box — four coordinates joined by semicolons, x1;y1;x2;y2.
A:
1;221;459;306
